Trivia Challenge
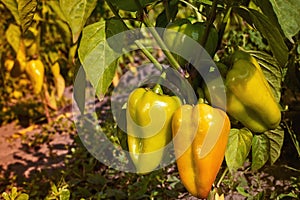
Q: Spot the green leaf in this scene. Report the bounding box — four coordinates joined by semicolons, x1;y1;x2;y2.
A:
264;126;284;165
60;0;97;43
251;134;270;170
1;0;20;24
16;193;29;200
269;0;300;42
56;19;72;45
225;128;253;172
47;0;67;22
11;187;18;199
5;24;21;53
252;0;283;36
50;182;58;193
59;189;70;200
248;9;289;67
74;66;86;114
155;0;179;28
105;18;129;53
78;21;118;100
110;0;157;12
18;0;37;32
247;50;282;103
236;186;251;197
237;7;289;67
1;192;10;200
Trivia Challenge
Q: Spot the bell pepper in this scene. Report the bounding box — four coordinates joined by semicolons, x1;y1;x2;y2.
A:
25;59;45;94
225;50;281;132
204;51;281;132
126;85;181;174
172;103;230;198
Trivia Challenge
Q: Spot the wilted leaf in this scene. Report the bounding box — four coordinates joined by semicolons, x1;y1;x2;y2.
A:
54;74;65;99
5;24;21;53
264;126;284;165
251;134;270;170
45;85;58;110
60;0;97;43
18;0;38;32
78;21;118;100
225;128;253;172
1;0;20;24
269;0;300;42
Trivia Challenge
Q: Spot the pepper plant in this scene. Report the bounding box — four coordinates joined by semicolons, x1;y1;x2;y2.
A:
1;0;300;199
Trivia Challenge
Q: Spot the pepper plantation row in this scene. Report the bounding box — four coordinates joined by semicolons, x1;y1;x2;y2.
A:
0;0;300;199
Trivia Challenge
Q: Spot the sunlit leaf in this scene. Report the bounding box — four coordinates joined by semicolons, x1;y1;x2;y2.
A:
47;0;67;22
11;187;18;199
1;0;20;24
59;188;70;200
78;21;118;100
251;134;270;170
225;128;253;172
1;192;10;200
60;0;97;43
18;0;37;32
16;193;29;200
5;24;21;53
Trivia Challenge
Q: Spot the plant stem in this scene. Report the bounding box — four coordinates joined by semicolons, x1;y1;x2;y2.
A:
135;40;163;71
200;0;219;48
163;0;171;22
216;6;232;53
133;0;185;76
216;167;229;188
105;0;164;72
142;15;184;75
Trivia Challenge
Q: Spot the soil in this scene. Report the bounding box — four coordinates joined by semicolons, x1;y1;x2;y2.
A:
0;86;74;182
0;121;73;179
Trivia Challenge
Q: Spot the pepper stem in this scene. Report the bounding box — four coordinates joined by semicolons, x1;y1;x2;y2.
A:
152;84;163;95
